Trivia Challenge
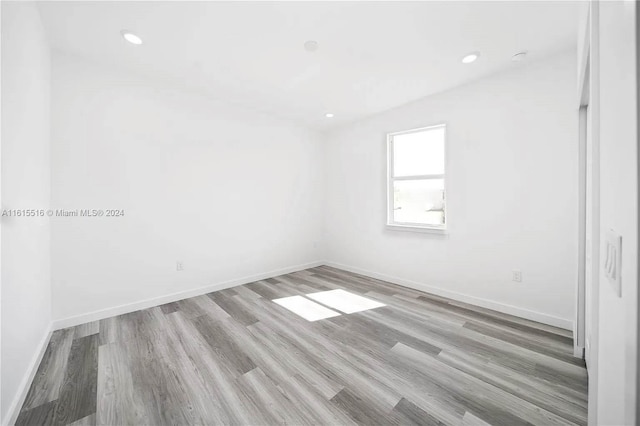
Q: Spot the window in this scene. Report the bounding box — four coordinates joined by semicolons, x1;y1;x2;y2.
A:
387;124;447;232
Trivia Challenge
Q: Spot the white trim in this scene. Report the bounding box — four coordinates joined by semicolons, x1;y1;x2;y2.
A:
577;6;591;108
575;105;587;359
575;1;591;362
574;345;585;358
52;260;324;330
384;224;448;235
392;174;445;181
585;2;600;424
387;123;447;138
4;325;53;426
324;261;574;330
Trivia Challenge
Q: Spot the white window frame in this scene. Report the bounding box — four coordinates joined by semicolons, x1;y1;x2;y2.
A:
386;123;448;234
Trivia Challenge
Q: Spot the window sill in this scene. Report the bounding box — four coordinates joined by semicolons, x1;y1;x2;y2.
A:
385;224;449;235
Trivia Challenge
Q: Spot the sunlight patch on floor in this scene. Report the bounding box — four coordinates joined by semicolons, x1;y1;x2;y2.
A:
272;295;341;321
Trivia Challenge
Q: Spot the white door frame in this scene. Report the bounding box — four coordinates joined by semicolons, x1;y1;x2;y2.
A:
575;1;591;362
575;103;586;359
577;3;601;425
637;4;640;422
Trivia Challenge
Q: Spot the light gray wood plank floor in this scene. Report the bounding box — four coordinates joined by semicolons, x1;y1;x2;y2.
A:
16;266;587;425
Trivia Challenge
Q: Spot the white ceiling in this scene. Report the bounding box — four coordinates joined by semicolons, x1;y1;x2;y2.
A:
37;1;581;130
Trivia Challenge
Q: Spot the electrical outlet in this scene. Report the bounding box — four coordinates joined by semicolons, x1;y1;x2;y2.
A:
512;270;522;282
176;261;184;271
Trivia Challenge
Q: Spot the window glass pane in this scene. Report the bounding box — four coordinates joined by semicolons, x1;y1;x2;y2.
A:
393;127;445;177
393;179;445;226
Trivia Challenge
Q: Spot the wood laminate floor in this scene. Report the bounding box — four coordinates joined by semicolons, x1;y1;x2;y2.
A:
16;266;587;426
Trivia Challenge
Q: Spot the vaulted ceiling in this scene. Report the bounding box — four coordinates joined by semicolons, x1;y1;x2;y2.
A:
38;1;581;129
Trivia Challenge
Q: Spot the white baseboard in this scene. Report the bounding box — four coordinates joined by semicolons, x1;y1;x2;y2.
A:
324;261;574;331
4;324;53;426
52;260;324;330
51;258;573;331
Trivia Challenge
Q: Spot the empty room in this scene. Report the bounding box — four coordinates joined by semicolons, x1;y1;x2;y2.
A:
1;1;638;425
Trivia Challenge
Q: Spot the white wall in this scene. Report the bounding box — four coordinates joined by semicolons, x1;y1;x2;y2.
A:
324;52;578;328
50;53;324;322
595;1;638;424
1;2;52;423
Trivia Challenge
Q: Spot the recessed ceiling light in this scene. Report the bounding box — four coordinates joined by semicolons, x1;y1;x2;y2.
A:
121;30;142;45
512;51;528;62
462;52;480;64
325;113;334;118
304;40;319;53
